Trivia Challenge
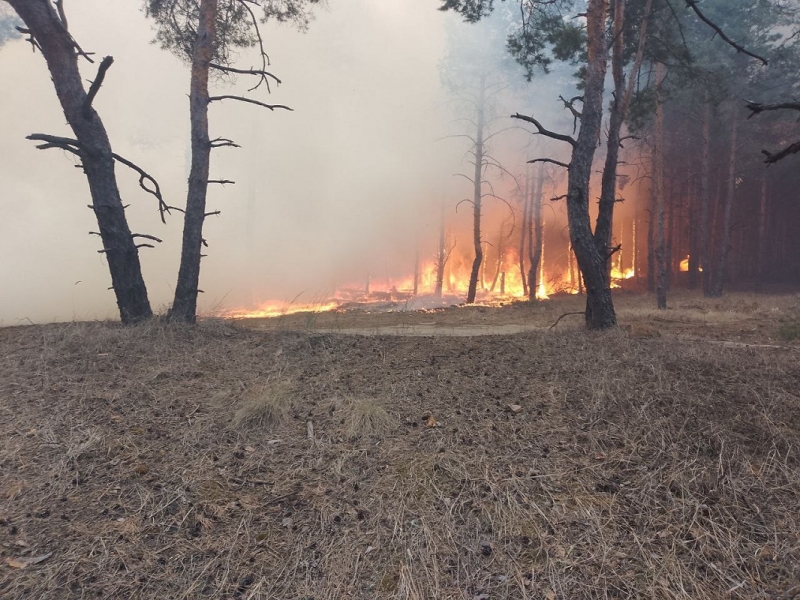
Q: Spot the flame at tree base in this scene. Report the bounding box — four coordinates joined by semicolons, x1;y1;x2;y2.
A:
221;251;636;320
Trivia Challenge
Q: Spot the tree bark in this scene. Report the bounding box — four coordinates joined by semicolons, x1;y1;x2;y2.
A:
700;93;713;296
756;176;768;292
709;114;738;297
466;74;486;304
567;0;616;329
528;162;544;300
170;0;218;323
688;173;700;288
654;62;668;310
9;0;152;324
596;0;651;277
519;169;530;298
435;202;446;298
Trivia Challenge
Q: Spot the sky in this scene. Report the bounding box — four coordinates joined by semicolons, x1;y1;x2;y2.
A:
0;0;581;323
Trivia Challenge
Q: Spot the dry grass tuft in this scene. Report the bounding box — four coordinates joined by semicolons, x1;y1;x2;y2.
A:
332;396;397;440
231;379;292;430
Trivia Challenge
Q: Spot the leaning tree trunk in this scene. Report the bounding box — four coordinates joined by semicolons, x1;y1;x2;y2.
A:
170;0;218;323
709;115;738;297
466;75;486;304
9;0;152;324
528;162;544;301
654;62;668;309
566;0;616;329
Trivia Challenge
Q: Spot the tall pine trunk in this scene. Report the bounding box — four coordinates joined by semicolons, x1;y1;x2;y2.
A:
435;202;446;298
528;163;544;300
700;95;713;296
9;0;152;324
756;176;768;292
170;0;218;323
519;169;530;298
567;0;615;329
709;115;738;297
466;74;486;304
654;62;668;309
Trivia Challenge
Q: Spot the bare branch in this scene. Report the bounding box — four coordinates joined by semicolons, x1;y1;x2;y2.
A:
209;137;241;148
16;26;42;53
528;158;570;169
132;233;163;243
205;210;222;217
511;113;576;147
209;63;281;87
83;56;113;119
558;95;583;134
135;243;155;249
685;0;768;65
208;179;235;185
208;95;293;111
455;198;474;212
762;143;800;164
746;100;800;118
111;152;170;223
233;0;274;92
26;133;82;157
548;311;585;330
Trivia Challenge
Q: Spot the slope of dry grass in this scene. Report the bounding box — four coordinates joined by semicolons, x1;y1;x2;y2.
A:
1;307;799;599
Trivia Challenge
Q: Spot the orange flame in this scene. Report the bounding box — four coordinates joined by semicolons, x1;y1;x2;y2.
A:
223;246;636;319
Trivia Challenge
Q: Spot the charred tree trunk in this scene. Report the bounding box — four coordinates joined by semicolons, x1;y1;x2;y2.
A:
170;0;217;323
435;202;446;298
756;176;768;292
709;115;738;297
519;169;530;298
413;238;420;296
489;223;505;292
466;75;486;304
528;163;544;301
654;63;668;310
700;95;713;296
9;0;152;324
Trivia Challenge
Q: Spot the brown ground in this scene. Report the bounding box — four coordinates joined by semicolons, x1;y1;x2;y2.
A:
1;292;799;599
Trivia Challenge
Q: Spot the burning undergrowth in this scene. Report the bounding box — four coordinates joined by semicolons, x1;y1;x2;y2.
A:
1;316;798;599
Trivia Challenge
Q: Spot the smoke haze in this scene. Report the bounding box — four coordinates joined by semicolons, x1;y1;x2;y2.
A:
0;0;586;323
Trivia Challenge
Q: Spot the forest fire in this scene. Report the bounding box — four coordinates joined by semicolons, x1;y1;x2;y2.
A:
222;247;636;320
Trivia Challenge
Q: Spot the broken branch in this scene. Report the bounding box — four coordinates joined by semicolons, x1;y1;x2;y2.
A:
83;56;114;119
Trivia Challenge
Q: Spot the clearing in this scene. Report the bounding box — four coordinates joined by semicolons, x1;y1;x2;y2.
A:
1;292;799;599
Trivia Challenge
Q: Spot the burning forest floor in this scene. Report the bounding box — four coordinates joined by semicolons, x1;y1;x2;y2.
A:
2;292;800;599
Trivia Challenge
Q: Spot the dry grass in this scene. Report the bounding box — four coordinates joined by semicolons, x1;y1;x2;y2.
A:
1;298;799;599
332;396;397;440
231;379;292;430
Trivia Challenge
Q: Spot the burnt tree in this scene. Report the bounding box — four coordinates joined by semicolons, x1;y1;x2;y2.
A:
8;0;162;324
145;0;316;323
